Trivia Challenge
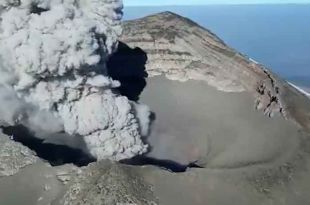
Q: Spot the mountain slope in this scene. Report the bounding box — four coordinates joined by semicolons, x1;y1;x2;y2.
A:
121;11;310;132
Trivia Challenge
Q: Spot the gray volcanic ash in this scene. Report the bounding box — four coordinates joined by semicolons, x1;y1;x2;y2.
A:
0;0;149;161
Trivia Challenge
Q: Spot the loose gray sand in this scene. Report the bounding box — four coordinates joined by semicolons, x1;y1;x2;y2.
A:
0;162;64;205
137;76;310;205
140;76;301;168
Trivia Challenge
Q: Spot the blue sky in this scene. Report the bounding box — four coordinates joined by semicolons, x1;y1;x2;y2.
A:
124;0;310;6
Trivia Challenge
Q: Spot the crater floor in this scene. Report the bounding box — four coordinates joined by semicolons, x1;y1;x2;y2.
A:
141;76;301;169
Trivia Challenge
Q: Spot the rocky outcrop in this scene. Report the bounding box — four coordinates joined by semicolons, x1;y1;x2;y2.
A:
121;12;310;130
57;160;158;205
255;70;283;118
0;132;37;177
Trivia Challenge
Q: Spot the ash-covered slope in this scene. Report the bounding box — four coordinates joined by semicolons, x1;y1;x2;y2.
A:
121;11;310;132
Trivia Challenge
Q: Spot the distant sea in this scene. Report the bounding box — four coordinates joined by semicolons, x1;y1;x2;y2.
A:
124;5;310;89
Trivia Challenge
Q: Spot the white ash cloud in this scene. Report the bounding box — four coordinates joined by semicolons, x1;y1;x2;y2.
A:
0;0;149;161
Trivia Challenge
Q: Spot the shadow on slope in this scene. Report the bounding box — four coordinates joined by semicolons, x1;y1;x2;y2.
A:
107;43;202;172
121;156;203;173
107;42;148;101
2;126;95;166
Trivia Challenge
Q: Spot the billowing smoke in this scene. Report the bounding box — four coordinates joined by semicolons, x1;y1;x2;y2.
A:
0;0;150;161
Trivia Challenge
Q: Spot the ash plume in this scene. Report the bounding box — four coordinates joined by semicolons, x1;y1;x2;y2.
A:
0;0;149;161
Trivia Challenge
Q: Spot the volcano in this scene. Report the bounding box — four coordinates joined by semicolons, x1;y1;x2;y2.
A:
1;11;310;205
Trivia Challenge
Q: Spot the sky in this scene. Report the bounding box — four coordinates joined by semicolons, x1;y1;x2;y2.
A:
124;0;310;6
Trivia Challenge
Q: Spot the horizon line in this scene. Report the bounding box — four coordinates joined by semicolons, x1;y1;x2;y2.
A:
125;3;310;7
